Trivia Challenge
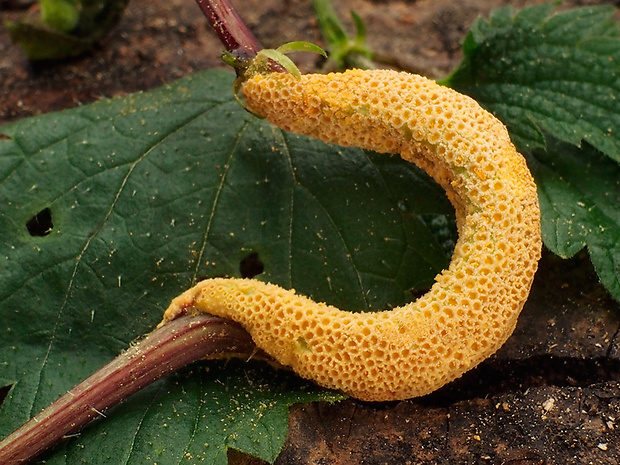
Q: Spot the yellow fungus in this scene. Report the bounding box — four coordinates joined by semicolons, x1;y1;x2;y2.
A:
161;69;541;401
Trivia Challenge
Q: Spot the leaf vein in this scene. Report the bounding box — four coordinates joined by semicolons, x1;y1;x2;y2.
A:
281;132;370;309
191;121;250;284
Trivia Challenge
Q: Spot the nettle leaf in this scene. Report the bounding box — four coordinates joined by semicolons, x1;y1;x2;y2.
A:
443;3;620;302
443;3;620;162
529;137;620;301
0;69;454;464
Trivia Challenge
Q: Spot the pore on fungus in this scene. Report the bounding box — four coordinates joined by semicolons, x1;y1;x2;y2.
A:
162;69;542;402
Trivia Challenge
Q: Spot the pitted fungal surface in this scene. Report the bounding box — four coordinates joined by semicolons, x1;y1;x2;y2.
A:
162;69;542;401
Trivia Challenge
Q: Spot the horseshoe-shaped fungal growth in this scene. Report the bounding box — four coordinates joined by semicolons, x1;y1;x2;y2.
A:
0;5;544;464
162;69;542;401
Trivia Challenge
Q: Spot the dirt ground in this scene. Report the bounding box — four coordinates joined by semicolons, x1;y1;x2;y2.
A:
2;1;620;464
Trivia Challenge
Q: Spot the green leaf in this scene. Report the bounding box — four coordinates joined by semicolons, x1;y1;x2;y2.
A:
311;0;374;70
443;3;620;162
528;137;620;301
276;41;327;57
53;361;343;464
0;69;454;463
40;0;80;32
5;0;129;60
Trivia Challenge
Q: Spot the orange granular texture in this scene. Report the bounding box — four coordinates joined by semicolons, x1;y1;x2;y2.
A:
162;69;541;401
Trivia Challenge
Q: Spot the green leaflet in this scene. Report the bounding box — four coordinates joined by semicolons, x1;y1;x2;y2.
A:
444;3;620;303
0;69;453;464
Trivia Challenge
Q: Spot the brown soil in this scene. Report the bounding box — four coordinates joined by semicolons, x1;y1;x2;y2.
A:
2;1;620;464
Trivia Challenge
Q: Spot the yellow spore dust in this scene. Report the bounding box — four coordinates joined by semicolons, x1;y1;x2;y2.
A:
162;69;541;401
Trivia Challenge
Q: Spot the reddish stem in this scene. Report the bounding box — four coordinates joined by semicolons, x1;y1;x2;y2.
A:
195;0;262;60
196;0;287;74
0;314;256;465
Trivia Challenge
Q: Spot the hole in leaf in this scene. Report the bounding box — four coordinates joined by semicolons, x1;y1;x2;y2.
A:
240;252;264;278
228;447;269;464
26;207;53;237
409;288;430;300
0;134;11;141
0;384;11;408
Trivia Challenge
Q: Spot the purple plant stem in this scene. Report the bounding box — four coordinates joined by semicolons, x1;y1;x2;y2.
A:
0;314;256;465
195;0;262;60
195;0;286;73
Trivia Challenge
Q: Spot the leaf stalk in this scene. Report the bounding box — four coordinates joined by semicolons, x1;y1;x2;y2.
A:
194;0;262;62
0;314;256;465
